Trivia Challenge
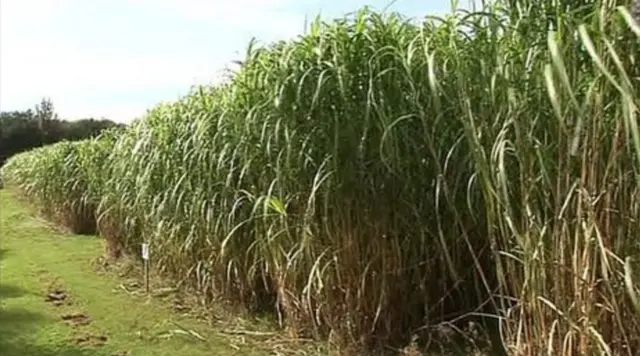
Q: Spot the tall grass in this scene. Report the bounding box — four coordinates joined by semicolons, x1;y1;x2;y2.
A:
2;130;118;234
3;1;640;354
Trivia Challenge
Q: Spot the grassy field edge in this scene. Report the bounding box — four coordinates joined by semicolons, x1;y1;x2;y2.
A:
0;188;326;356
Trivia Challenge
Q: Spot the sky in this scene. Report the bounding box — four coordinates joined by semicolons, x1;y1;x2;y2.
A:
0;0;474;123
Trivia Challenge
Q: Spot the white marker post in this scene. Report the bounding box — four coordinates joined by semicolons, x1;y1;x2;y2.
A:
141;243;150;294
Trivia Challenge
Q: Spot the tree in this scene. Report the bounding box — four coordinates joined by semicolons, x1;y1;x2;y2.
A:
34;97;60;144
0;98;124;166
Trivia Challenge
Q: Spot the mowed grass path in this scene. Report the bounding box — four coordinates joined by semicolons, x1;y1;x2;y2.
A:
0;189;302;356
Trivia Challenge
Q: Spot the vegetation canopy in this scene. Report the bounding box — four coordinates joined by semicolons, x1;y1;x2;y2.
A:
0;98;123;167
2;1;640;354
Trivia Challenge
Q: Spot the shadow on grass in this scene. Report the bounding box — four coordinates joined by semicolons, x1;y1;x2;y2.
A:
0;250;31;301
0;305;98;356
0;284;26;299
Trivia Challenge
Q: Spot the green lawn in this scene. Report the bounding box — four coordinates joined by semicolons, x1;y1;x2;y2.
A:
0;189;320;356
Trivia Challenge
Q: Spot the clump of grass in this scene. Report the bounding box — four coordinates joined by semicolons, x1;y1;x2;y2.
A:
94;10;500;351
3;1;640;354
2;130;118;234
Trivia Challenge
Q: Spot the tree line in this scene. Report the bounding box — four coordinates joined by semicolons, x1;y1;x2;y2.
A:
0;98;124;166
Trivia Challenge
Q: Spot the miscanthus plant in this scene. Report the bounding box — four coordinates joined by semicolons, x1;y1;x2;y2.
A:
4;0;640;354
1;130;119;234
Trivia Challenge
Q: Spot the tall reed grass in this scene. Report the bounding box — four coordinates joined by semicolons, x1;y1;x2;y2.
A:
2;130;118;234
2;1;640;354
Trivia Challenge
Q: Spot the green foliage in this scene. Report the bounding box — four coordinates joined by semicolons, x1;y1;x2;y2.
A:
1;132;117;234
0;98;123;166
3;1;640;354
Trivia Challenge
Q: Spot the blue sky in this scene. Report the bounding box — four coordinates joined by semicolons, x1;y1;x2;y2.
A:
1;0;472;123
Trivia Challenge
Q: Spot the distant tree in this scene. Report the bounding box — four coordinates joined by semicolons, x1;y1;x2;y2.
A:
0;98;125;166
35;97;56;122
34;97;59;144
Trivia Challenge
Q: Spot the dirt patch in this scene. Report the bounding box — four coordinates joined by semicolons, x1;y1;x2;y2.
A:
72;333;108;347
61;312;92;326
45;288;69;307
44;278;73;305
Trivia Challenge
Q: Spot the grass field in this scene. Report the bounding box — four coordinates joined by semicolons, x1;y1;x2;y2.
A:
0;189;323;356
